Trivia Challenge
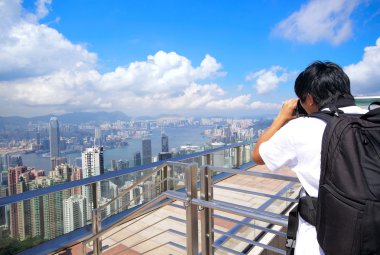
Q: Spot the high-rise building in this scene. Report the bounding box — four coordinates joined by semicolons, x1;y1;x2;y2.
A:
63;195;87;234
8;166;28;239
82;147;104;178
161;133;169;152
111;160;117;171
158;152;172;161
133;152;141;167
81;147;104;220
94;127;102;147
51;163;73;181
29;176;68;240
36;131;40;146
143;181;156;201
142;139;152;165
70;167;82;195
50;157;67;172
49;117;60;169
42;188;66;240
117;160;129;170
8;154;23;168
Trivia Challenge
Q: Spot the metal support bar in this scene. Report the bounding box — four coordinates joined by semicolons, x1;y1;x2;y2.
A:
91;182;102;254
191;198;288;227
185;163;199;255
161;165;168;192
204;153;211;166
200;166;214;255
235;146;241;168
206;166;299;183
92;209;102;255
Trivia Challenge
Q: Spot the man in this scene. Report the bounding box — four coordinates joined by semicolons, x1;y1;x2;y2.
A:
252;61;366;255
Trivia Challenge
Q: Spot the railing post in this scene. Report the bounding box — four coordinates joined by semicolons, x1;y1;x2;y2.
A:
200;166;214;255
235;146;241;168
91;182;102;254
204;153;211;166
185;163;198;255
161;165;168;193
92;208;102;255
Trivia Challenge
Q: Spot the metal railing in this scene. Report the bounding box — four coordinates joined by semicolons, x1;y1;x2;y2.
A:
0;141;255;255
82;163;300;255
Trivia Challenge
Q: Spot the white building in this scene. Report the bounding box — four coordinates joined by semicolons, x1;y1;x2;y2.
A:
81;147;104;220
63;195;87;234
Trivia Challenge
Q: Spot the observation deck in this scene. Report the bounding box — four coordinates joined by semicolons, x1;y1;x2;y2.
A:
0;141;300;255
1;96;377;255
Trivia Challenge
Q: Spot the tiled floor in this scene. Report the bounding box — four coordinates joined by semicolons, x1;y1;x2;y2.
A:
62;165;300;255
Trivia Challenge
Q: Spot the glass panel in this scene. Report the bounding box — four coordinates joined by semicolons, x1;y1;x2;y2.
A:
98;166;163;221
0;186;83;254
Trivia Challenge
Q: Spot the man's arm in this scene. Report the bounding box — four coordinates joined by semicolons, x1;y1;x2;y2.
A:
252;99;298;164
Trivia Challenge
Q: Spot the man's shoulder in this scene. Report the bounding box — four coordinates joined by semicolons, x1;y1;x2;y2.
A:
278;117;326;137
340;106;368;114
287;116;326;127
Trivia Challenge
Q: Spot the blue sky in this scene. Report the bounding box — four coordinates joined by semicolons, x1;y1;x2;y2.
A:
0;0;379;117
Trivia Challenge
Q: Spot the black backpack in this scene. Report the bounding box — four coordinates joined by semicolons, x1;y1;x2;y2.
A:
286;105;380;255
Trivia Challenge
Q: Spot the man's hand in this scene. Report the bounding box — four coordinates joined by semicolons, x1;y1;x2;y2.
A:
252;98;298;165
276;98;298;124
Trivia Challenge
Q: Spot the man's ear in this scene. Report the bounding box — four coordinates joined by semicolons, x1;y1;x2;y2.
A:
305;94;314;106
305;94;319;112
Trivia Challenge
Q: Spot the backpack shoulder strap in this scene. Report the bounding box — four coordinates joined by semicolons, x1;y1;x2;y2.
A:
367;101;380;111
361;107;380;121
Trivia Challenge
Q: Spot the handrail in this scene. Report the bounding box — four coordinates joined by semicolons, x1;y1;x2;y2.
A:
83;189;291;255
206;165;299;183
191;198;288;227
84;192;177;246
82;161;298;255
0;140;255;207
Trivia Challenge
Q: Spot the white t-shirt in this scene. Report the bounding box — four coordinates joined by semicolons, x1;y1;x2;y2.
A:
259;106;367;255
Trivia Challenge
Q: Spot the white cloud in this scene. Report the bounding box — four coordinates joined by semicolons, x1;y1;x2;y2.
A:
206;95;251;109
35;0;52;19
0;0;283;117
273;0;359;45
344;37;380;95
99;51;224;94
246;66;291;94
0;0;96;80
250;101;281;110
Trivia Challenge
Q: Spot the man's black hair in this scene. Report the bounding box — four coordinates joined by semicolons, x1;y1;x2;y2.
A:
294;61;354;109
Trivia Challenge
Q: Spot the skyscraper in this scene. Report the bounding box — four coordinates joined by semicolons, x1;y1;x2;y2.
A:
94;127;102;147
8;154;23;168
133;152;141;167
161;133;169;152
49;117;60;170
142;139;152;165
81;147;104;220
82;147;104;178
8;166;28;239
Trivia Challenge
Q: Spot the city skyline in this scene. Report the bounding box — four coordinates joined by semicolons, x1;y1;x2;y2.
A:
0;0;379;117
